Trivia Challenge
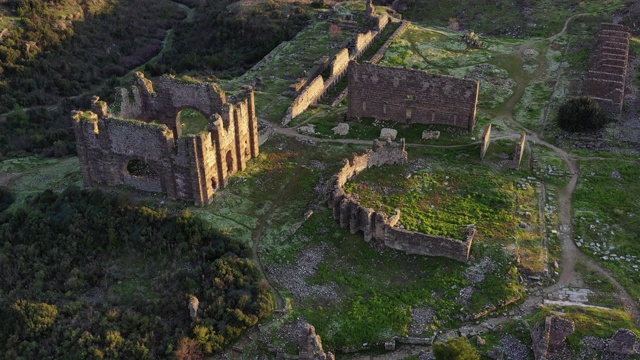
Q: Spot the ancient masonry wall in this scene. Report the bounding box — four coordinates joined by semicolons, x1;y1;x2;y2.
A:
513;133;526;169
327;139;474;262
72;72;259;206
282;13;390;125
480;124;492;160
583;23;631;115
347;62;480;131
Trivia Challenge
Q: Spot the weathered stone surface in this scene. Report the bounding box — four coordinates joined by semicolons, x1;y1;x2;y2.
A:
73;73;259;206
332;123;350;135
380;128;398;140
480;124;491;160
607;329;639;355
327;139;474;262
298;324;333;360
514;133;526;169
347;61;479;131
421;130;440;140
583;23;631;116
531;316;574;360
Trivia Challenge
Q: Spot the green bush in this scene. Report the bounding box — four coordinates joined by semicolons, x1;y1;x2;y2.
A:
433;337;480;360
556;96;610;132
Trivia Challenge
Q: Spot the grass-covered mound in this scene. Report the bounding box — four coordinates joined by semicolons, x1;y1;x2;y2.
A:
344;160;518;240
0;187;273;359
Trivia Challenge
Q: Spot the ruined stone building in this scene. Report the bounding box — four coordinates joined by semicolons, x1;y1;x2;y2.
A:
583;23;631;115
347;61;480;131
72;72;259;206
328;139;475;262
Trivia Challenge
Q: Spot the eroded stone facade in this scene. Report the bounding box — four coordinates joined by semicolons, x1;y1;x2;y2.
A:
583;23;631;115
328;139;474;262
347;62;480;131
73;72;259;206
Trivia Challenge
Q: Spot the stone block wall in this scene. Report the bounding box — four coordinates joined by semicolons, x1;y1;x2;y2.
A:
480;124;492;160
347;62;479;131
327;139;474;262
283;12;390;124
73;76;259;206
514;133;526;169
583;23;631;115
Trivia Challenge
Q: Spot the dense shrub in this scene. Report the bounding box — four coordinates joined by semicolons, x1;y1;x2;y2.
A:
433;337;480;360
0;187;14;213
556;96;610;132
0;187;273;358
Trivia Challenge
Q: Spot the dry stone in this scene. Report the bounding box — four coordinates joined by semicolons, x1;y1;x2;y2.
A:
422;130;440;140
380;128;398;140
332;123;350;135
73;73;259;206
348;61;479;131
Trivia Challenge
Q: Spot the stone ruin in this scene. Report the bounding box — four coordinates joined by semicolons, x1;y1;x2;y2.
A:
347;61;480;131
531;316;640;359
72;72;259;206
531;316;575;360
283;4;391;125
513;133;527;169
583;23;631;116
277;324;334;360
480;124;492;160
328;139;475;262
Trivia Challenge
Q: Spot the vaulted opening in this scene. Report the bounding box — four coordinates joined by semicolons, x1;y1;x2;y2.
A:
126;159;157;177
177;108;209;138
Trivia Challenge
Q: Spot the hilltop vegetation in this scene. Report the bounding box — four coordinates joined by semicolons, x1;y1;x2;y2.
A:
0;187;273;358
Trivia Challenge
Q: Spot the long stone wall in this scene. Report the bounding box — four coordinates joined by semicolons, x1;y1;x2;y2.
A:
327;139;474;262
583;23;631;115
282;11;390;125
73;73;259;206
347;62;480;131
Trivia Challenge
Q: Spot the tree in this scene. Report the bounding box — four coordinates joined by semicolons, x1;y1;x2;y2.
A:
556;96;610;132
433;337;480;360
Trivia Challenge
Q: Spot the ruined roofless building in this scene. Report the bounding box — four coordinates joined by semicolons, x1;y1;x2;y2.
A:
347;61;480;131
72;72;259;206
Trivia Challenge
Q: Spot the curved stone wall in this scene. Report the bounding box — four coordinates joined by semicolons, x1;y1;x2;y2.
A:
328;139;474;262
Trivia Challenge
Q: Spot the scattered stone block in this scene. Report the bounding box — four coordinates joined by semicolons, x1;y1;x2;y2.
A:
332;122;350;135
422;130;440;140
298;124;316;135
380;128;398;140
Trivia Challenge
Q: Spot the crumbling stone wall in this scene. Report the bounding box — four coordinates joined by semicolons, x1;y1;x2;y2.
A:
480;124;492;160
583;23;631;115
329;48;350;79
328;139;474;262
347;62;480;131
531;316;575;360
514;133;526;169
283;9;390;124
73;74;259;206
289;76;326;120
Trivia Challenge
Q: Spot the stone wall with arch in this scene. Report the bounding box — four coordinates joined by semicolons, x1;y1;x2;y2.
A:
72;73;259;206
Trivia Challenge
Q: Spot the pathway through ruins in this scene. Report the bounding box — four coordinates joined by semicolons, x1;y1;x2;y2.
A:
236;12;640;358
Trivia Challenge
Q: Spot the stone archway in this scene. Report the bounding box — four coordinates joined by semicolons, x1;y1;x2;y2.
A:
176;108;209;138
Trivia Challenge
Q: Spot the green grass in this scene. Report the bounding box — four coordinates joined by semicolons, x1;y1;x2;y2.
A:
343;147;535;242
573;159;640;305
401;0;626;38
1;157;82;209
296;227;522;349
179;108;209;136
220;17;359;123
